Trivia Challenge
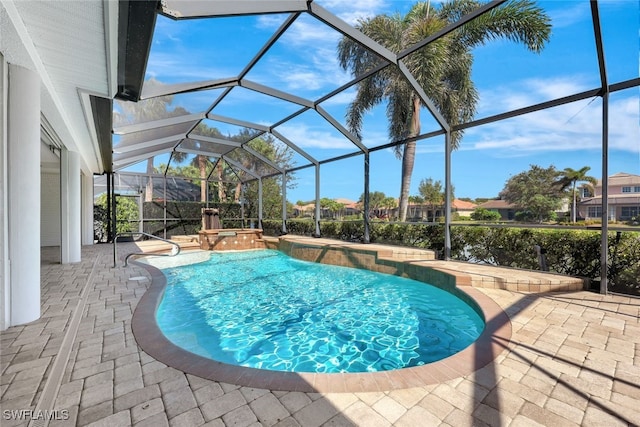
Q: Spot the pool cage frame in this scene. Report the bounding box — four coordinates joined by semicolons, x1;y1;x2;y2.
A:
97;0;640;296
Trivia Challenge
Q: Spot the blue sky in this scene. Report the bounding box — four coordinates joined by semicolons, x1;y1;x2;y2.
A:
129;0;639;203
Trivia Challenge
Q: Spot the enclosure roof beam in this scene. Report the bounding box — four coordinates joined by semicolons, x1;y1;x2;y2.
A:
112;134;185;154
240;79;315;108
205;86;235;115
222;156;260;179
242;144;284;174
184;134;282;176
398;0;506;59
113;113;204;134
160;0;309;19
315;63;388;105
591;2;609;90
270;129;318;165
140;78;238;100
187;135;243;148
206;158;222;181
113;146;175;168
398;60;450;132
205;113;269;132
609;77;640;92
238;12;301;79
314;105;368;153
455;88;602;131
309;3;396;64
174;147;225;159
271;106;311;129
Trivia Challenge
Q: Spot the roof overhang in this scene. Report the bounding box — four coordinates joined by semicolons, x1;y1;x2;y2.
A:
116;0;158;101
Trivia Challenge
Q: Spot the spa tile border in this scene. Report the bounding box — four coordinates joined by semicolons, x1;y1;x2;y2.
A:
131;253;512;393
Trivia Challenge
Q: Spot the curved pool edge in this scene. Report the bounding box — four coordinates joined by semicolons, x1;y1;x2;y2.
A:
131;257;512;393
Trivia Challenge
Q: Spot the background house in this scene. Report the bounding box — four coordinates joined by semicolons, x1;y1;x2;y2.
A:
579;172;640;221
452;199;478;217
293;198;360;219
403;199;478;221
477;199;517;220
334;198;360;218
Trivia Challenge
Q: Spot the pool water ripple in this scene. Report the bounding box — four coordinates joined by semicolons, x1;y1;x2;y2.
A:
157;249;484;373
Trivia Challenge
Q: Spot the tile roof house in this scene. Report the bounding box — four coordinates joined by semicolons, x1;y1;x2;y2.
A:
404;199;478;221
477;199;517;220
452;199;478;217
578;172;640;221
293;198;360;219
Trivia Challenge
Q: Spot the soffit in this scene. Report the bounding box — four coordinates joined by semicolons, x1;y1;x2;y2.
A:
1;0;112;174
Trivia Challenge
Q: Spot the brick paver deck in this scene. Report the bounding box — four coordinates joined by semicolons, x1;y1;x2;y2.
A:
1;243;638;426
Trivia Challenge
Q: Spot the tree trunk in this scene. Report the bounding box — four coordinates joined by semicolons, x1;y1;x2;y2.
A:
217;163;226;201
234;183;241;203
398;97;421;222
198;155;207;202
145;157;154;202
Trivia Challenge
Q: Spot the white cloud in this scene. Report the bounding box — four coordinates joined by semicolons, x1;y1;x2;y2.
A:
548;2;590;29
146;52;238;82
316;0;389;25
477;76;594;115
260;43;351;94
463;92;639;155
276;123;356;150
281;70;326;91
153;18;183;44
360;128;389;148
282;17;342;46
410;75;640;157
319;89;356;107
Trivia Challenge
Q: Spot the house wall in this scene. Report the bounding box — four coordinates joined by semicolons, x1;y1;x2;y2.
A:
456;209;474;218
578;176;640;220
593;182;640;197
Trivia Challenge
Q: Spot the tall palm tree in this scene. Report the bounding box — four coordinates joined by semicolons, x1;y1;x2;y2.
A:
338;0;551;221
557;166;598;223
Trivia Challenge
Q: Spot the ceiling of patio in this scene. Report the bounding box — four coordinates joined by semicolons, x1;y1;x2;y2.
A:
112;0;639;183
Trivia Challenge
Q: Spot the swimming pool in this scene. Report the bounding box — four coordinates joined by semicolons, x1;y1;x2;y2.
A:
156;249;484;374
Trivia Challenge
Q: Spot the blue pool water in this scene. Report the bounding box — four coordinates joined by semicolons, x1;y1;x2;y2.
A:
157;250;484;373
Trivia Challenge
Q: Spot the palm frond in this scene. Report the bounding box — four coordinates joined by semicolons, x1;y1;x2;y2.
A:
447;0;552;53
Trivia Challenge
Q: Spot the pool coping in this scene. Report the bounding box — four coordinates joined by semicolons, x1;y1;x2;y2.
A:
131;252;512;393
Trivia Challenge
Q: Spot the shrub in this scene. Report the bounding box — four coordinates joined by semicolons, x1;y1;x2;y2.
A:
470;207;501;221
94;194;139;239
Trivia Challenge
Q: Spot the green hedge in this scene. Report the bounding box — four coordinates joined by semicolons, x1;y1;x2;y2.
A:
262;220;640;295
139;202;242;236
143;201;241;220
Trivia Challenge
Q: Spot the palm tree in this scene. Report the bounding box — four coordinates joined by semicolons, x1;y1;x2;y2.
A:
557;166;598;223
338;0;551;221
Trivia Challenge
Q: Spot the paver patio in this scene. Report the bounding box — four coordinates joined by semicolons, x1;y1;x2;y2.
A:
1;243;638;426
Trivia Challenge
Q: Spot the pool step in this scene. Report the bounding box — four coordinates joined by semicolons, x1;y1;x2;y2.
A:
134;240;200;254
